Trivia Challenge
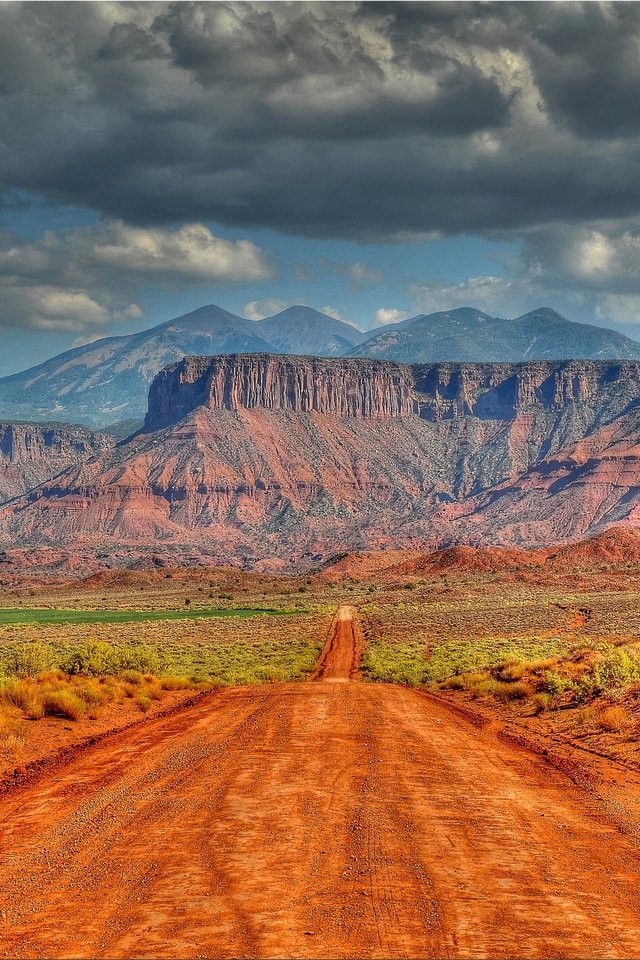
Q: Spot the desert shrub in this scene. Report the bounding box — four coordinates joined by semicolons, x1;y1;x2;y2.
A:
4;642;55;678
531;692;552;714
60;641;162;676
574;647;640;704
539;671;574;696
62;641;121;676
146;682;163;701
41;689;86;721
466;677;501;699
118;645;161;674
36;669;66;683
73;680;106;708
573;674;598;704
159;676;192;691
498;661;527;682
493;680;534;702
118;669;144;685
597;705;629;732
593;647;640;691
527;657;558;674
135;694;152;712
439;676;465;690
2;679;45;719
0;704;27;754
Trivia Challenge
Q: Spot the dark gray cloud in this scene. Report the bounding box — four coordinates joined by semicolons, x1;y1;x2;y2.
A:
0;1;640;243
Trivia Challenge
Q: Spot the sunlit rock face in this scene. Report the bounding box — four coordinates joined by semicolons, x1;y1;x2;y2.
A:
3;355;640;568
147;354;640;428
145;354;418;429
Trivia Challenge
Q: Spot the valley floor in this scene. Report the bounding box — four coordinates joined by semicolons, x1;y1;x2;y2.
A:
1;608;640;959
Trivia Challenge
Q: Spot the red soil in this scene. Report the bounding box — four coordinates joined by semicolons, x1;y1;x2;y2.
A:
324;527;640;582
1;608;640;958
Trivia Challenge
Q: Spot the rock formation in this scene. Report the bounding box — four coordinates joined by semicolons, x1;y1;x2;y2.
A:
0;422;114;503
147;355;640;429
146;355;418;429
2;355;640;568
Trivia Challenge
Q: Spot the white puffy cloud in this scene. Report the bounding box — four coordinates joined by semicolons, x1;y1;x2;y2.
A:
374;308;411;326
243;299;302;321
7;287;111;332
522;226;640;291
375;307;410;326
0;220;273;331
595;294;640;327
90;222;271;282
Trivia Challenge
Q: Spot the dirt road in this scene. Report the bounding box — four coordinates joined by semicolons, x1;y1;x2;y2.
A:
1;606;640;959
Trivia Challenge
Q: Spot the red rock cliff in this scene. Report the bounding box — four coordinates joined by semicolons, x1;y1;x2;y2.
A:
146;354;418;429
0;422;114;502
146;355;640;430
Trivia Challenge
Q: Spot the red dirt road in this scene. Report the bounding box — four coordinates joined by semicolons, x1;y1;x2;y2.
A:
1;606;640;959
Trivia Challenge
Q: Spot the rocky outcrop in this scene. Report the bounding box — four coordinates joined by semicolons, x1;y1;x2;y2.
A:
146;355;640;433
0;423;114;503
413;360;640;421
146;355;417;429
3;355;640;566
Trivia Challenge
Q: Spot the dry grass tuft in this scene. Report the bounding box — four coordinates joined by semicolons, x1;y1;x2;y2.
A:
597;705;629;732
0;704;27;755
159;677;193;691
41;689;86;721
0;670;202;727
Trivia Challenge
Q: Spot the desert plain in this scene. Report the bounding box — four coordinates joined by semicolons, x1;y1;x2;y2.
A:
1;531;640;958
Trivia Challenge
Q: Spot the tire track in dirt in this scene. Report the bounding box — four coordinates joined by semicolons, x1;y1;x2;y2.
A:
312;604;363;680
1;606;640;958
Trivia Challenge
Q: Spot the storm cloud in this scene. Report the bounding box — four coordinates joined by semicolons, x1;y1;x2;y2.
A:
0;1;639;244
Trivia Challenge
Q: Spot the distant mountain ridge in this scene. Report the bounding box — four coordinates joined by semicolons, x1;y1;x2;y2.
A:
348;307;640;363
0;303;638;427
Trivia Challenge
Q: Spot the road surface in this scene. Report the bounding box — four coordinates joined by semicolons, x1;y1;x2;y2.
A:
1;606;640;958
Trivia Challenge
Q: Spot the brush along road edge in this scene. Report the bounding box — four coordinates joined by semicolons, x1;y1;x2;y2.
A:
1;607;639;958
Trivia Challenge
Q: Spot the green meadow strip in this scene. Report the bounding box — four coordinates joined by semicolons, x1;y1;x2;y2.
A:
0;607;290;626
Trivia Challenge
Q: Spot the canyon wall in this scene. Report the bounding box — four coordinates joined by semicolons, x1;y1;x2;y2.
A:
413;361;640;421
145;354;418;429
4;355;640;567
0;423;114;503
146;354;640;430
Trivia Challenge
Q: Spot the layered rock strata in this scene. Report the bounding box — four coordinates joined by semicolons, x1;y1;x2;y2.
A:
146;355;640;429
2;355;640;566
0;423;114;503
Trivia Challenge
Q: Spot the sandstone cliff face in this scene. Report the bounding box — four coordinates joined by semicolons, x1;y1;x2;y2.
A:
146;354;417;429
0;423;114;503
3;355;640;566
146;355;640;430
413;360;640;420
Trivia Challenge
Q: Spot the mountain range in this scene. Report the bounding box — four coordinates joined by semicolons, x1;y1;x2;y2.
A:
2;353;640;570
1;304;640;428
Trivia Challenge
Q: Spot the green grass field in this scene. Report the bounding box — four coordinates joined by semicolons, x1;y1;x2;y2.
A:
0;607;284;626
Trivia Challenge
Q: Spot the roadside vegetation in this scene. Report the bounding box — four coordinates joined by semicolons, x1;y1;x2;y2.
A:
0;611;329;764
361;588;640;728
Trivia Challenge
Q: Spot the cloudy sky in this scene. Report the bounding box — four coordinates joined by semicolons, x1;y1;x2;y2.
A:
1;1;640;374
